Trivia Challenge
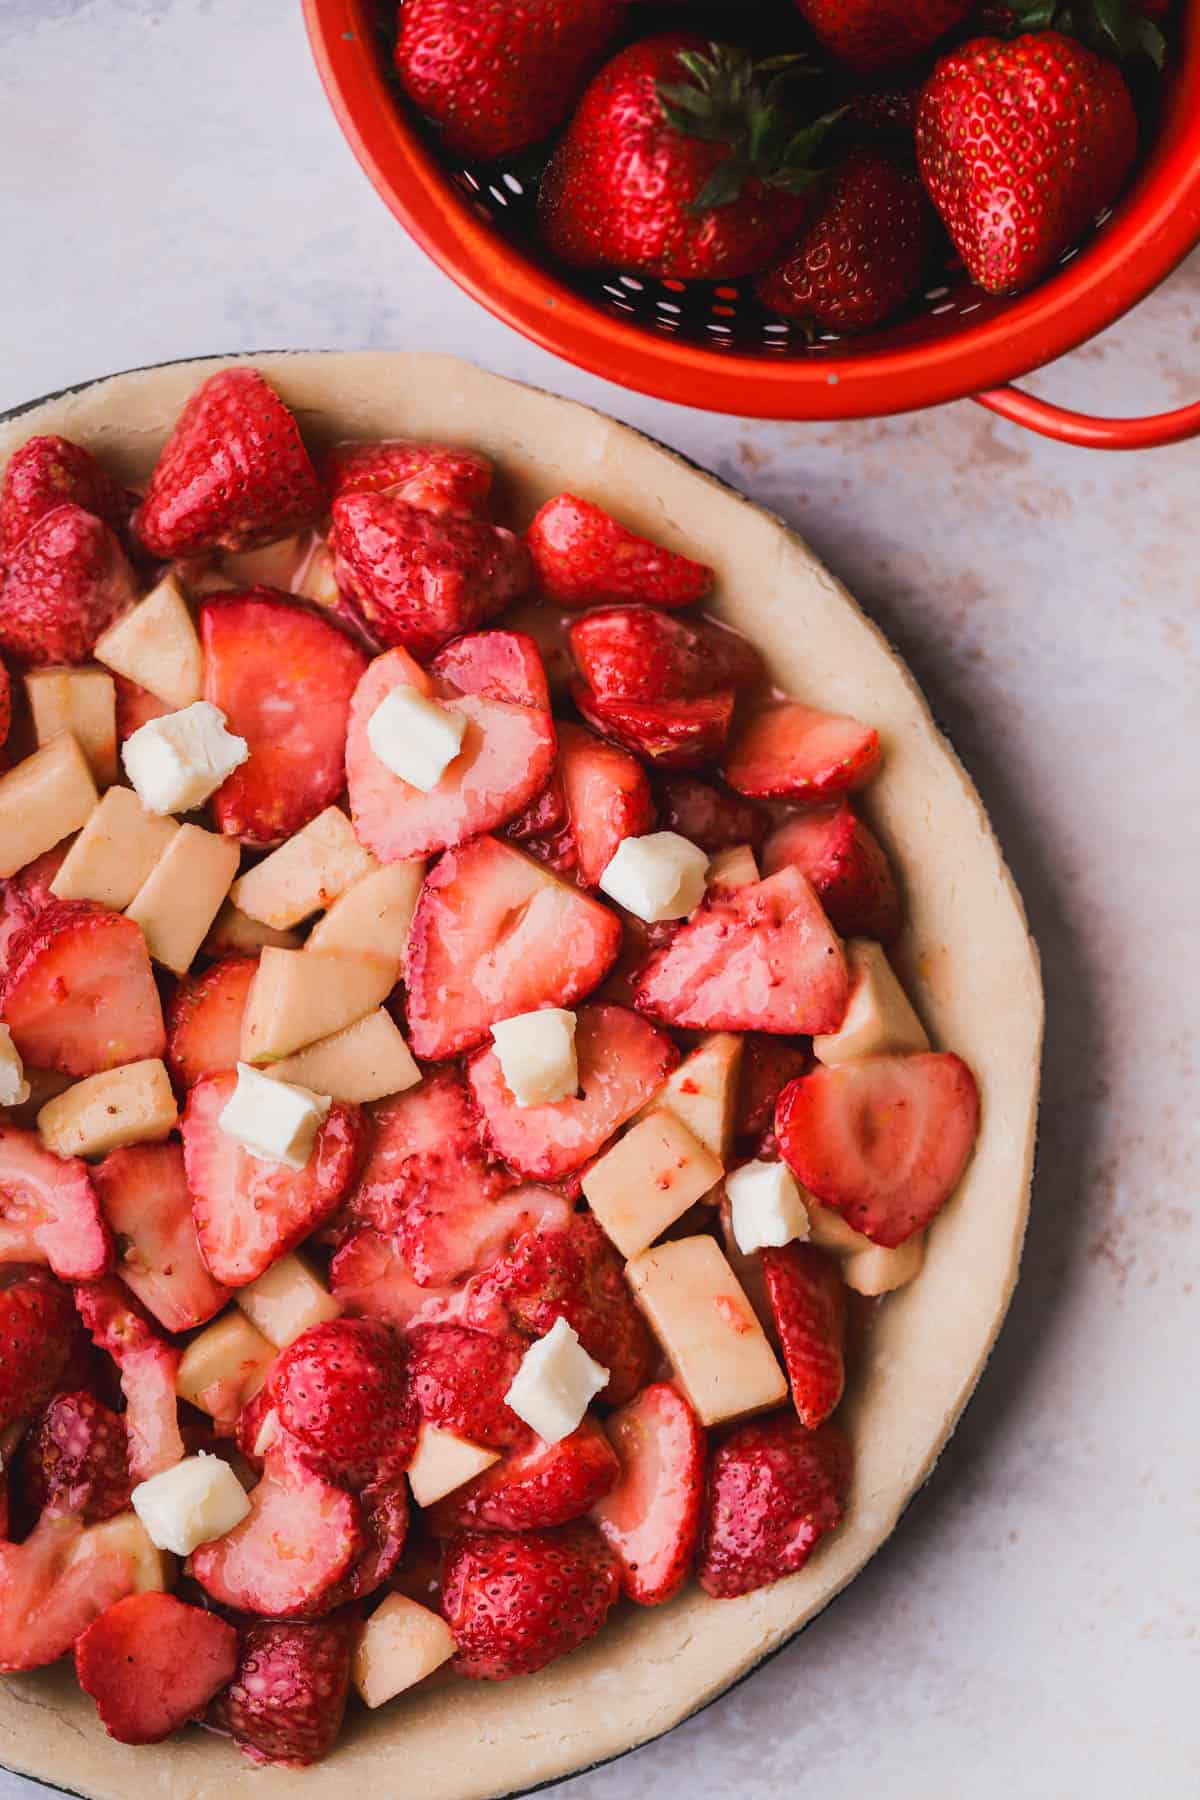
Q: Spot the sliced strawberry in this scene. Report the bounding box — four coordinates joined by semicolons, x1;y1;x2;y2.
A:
467;1002;677;1180
570;606;762;701
93;1142;230;1332
724;701;881;801
0;1513;150;1672
526;494;712;610
182;1071;366;1286
73;1279;183;1480
763;801;900;941
217;1615;354;1766
507;767;569;847
655;773;767;853
735;1035;813;1143
165;954;258;1088
775;1053;981;1247
407;1321;527;1450
0;846;69;983
596;909;678;1008
0;1129;110;1281
134;367;324;558
528;721;654;889
331;493;530;660
430;1415;618;1534
75;1591;238;1745
591;1382;705;1605
0;504;137;665
113;672;170;741
697;1414;852;1598
760;1243;846;1429
442;1521;620;1680
573;680;735;769
1;434;132;556
346;641;556;862
431;627;550;709
635;865;849;1035
329;1228;465;1330
267;1318;417;1489
0;1270;86;1430
201;591;369;846
401;1182;572;1293
310;1478;410;1613
1;900;166;1077
20;1389;131;1522
323;439;493;516
405;836;621;1060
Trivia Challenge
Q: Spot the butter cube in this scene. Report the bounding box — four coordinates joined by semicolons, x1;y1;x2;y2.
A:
125;823;240;973
626;1236;787;1427
37;1059;177;1159
582;1110;723;1260
843;1235;925;1296
0;1025;30;1107
353;1592;456;1709
235;1252;342;1347
231;808;375;932
706;844;759;890
219;1062;331;1170
206;899;302;956
306;859;423;977
0;734;98;879
367;685;467;792
241;947;396;1062
407;1422;500;1508
491;1009;578;1108
131;1452;251;1556
599;831;709;923
93;572;203;709
25;667;117;787
649;1032;742;1162
265;1008;419;1104
121;701;248;815
505;1318;608;1444
176;1311;275;1423
727;1159;810;1254
51;786;180;909
813;939;929;1065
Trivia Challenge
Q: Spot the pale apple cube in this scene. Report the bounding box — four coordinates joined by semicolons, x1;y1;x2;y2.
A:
176;1311;276;1423
813;939;929;1065
727;1159;810;1255
648;1032;742;1162
367;685;467;791
51;786;180;909
219;1063;331;1170
265;1009;420;1104
121;700;248;815
218;536;307;591
505;1317;608;1444
626;1235;787;1426
706;844;759;890
293;538;340;609
93;571;203;709
407;1422;500;1508
0;734;98;879
599;831;709;923
582;1110;723;1260
74;1510;170;1595
0;1025;29;1107
206;899;303;955
235;1252;342;1348
131;1452;251;1556
38;1059;178;1160
125;823;240;973
353;1592;456;1709
807;1201;873;1255
230;807;376;931
843;1234;926;1296
240;947;396;1062
491;1009;578;1108
25;667;117;787
306;859;424;977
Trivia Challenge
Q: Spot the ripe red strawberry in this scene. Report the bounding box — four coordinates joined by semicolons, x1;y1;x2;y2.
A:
267;1318;418;1489
591;1381;705;1605
735;1034;812;1142
432;625;551;708
75;1591;238;1745
760;1243;847;1429
523;721;653;890
405;835;622;1060
201;591;368;846
0;504;137;665
526;493;712;609
1;900;165;1078
134;367;324;558
331;493;530;661
429;1416;620;1534
217;1615;354;1766
329;1227;467;1330
92;1141;230;1332
0;434;133;557
165;954;258;1089
635;865;849;1035
0;846;66;983
407;1322;528;1450
467;1002;677;1180
0;1271;86;1431
916;32;1138;294
655;775;767;853
569;606;762;701
21;1389;131;1522
73;1279;183;1480
844;84;919;138
697;1414;851;1597
573;680;735;769
507;768;569;848
763;800;900;941
724;700;881;800
112;671;170;742
0;1512;152;1672
182;1072;366;1286
404;1183;571;1302
0;1127;110;1283
323;439;493;516
791;0;972;71
441;1522;620;1680
312;1478;410;1612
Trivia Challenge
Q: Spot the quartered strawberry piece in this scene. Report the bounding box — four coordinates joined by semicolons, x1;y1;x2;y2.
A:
0;846;69;983
328;1228;465;1331
93;1141;230;1332
21;1389;131;1523
443;1521;621;1680
635;865;849;1035
323;439;493;516
724;700;881;800
763;800;900;941
0;1270;87;1431
697;1414;852;1598
775;1053;981;1247
346;641;556;863
405;836;622;1060
591;1381;705;1605
268;1318;418;1489
1;900;166;1077
526;494;713;610
573;680;735;769
526;721;654;889
433;1415;619;1535
467;1002;677;1180
735;1035;813;1143
655;774;767;853
113;672;171;742
760;1244;847;1430
0;1513;153;1672
74;1279;183;1480
217;1615;355;1766
0;434;133;557
0;504;138;666
331;492;530;661
134;367;324;558
182;1071;366;1286
0;1129;110;1281
569;606;762;701
309;1478;409;1613
407;1321;527;1450
165;955;258;1089
75;1591;238;1745
202;591;369;846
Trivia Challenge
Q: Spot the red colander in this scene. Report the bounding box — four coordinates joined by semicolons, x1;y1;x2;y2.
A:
304;0;1200;447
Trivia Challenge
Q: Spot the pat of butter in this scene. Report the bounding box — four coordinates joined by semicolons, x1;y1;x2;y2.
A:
0;1025;30;1107
727;1159;810;1255
504;1316;608;1444
121;700;248;815
218;1062;331;1170
131;1451;251;1555
491;1008;577;1107
366;685;466;792
599;831;708;922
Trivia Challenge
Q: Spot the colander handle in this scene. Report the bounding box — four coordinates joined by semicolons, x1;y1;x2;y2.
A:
973;385;1200;451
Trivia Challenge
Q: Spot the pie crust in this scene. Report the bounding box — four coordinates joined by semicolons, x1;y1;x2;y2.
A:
0;352;1042;1800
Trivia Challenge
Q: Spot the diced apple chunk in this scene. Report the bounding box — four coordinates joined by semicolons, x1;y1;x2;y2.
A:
646;1032;742;1163
26;668;117;787
306;860;424;978
293;539;340;609
231;807;377;931
407;1422;500;1508
93;572;203;709
806;1201;873;1255
626;1235;787;1426
353;1592;456;1709
51;787;180;910
38;1059;178;1160
126;824;240;974
235;1252;342;1348
0;735;98;879
206;899;302;955
582;1110;722;1260
706;844;759;889
176;1311;276;1425
265;1009;419;1104
240;947;396;1063
812;939;929;1065
218;536;307;591
843;1234;925;1296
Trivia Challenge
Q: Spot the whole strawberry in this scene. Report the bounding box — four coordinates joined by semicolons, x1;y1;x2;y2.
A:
0;435;132;557
916;31;1138;293
218;1617;354;1766
0;504;137;665
268;1319;418;1489
394;0;626;162
791;0;973;71
441;1523;620;1679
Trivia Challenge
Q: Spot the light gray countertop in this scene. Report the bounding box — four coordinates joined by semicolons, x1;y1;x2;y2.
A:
1;3;1197;1797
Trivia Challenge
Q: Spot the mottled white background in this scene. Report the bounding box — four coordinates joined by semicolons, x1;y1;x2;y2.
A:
1;2;1197;1796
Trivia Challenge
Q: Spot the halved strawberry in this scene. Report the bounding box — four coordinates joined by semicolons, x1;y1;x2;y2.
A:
73;1279;183;1480
432;626;551;709
0;1513;152;1672
775;1054;981;1247
760;1243;846;1429
182;1073;366;1287
331;493;530;661
113;672;170;741
527;721;654;890
724;701;881;800
595;909;678;1008
165;955;258;1089
655;774;767;853
217;1615;354;1766
573;680;735;769
430;1416;619;1534
1;900;166;1077
329;1228;465;1330
735;1035;813;1143
401;1183;572;1293
697;1414;851;1598
635;866;849;1035
21;1389;131;1523
202;591;369;846
763;801;900;941
75;1591;239;1745
134;367;324;558
526;494;712;609
0;504;138;665
407;1321;527;1450
93;1141;230;1332
0;846;69;982
314;1477;409;1611
507;767;569;847
442;1521;621;1680
591;1382;705;1605
569;606;762;701
0;1270;87;1430
268;1318;418;1489
346;642;556;863
1;434;132;556
467;1002;677;1180
405;836;621;1060
0;1129;110;1282
323;439;493;516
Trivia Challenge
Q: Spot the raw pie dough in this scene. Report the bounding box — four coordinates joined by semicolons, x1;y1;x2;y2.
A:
0;352;1043;1800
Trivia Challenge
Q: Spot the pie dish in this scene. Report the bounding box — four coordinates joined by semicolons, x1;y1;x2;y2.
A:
0;351;1041;1800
